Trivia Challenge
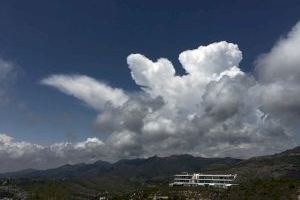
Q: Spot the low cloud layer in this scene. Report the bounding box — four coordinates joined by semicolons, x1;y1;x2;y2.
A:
1;22;300;172
0;133;107;172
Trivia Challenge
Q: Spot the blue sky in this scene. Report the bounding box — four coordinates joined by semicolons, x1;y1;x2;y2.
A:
0;0;300;172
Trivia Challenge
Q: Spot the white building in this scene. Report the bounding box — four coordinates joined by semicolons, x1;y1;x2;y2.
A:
169;172;237;188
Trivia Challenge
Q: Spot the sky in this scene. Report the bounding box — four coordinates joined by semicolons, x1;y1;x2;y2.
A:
1;0;300;172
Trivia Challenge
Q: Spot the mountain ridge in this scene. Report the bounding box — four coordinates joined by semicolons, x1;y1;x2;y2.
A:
0;154;241;178
1;146;299;188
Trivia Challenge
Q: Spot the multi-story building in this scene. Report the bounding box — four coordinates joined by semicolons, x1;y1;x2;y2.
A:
169;172;237;188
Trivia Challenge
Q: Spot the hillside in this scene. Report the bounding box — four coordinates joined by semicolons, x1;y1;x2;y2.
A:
225;146;300;181
1;146;299;194
1;155;241;181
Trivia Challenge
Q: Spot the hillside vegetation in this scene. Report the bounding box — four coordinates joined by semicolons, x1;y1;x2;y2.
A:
0;146;299;198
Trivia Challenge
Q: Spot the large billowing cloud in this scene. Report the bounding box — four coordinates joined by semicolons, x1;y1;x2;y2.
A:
127;42;244;113
255;21;300;123
1;22;300;173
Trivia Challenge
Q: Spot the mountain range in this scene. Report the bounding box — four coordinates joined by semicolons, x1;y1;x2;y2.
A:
1;146;299;193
